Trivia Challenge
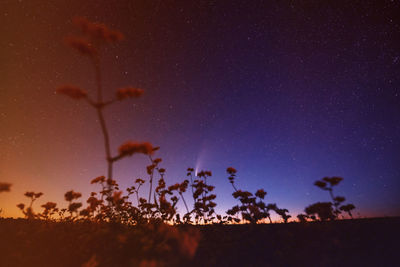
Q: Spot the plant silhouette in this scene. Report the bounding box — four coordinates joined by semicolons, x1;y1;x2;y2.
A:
16;191;43;219
56;17;151;203
300;177;356;221
0;182;12;216
225;167;290;223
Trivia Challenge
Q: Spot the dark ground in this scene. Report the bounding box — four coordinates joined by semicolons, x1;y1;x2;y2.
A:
0;217;398;267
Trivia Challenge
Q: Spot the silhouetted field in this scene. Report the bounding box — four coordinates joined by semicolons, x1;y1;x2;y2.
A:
0;217;398;267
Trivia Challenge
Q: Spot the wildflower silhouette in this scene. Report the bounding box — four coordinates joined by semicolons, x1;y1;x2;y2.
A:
56;17;150;203
0;182;12;193
304;202;335;221
17;191;43;219
54;18;192;226
0;182;12;216
184;168;219;224
226;167;289;224
340;203;356;218
303;177;356;221
64;190;83;218
40;202;58;220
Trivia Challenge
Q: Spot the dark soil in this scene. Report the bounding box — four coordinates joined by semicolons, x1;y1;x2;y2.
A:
0;217;398;267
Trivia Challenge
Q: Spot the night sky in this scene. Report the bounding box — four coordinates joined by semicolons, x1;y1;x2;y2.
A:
1;0;399;219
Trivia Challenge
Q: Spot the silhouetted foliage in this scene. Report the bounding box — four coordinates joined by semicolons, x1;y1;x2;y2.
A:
17;191;43;219
185;169;219;224
0;182;12;216
305;202;336;221
304;177;356;221
340;204;356;218
225;168;290;223
56;16;146;205
0;182;12;193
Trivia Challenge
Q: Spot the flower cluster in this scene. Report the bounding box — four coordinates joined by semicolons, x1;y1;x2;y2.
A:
72;16;124;44
63;17;123;59
116;87;144;100
0;182;12;193
56;85;88;99
118;141;154;158
64;36;98;57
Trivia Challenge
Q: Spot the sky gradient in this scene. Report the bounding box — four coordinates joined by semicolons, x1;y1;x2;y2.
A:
1;0;399;219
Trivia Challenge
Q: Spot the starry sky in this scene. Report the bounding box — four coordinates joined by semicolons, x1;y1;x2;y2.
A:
1;0;399;219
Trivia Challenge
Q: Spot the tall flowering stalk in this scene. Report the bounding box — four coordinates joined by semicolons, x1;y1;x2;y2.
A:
57;17;153;200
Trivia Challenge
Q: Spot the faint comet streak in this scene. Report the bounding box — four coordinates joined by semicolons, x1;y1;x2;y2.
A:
194;146;208;176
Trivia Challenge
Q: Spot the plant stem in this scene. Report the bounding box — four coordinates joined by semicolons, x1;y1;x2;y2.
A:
147;156;155;203
328;188;340;216
97;108;113;180
92;58;113;191
180;192;190;214
231;182;238;192
189;173;196;204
